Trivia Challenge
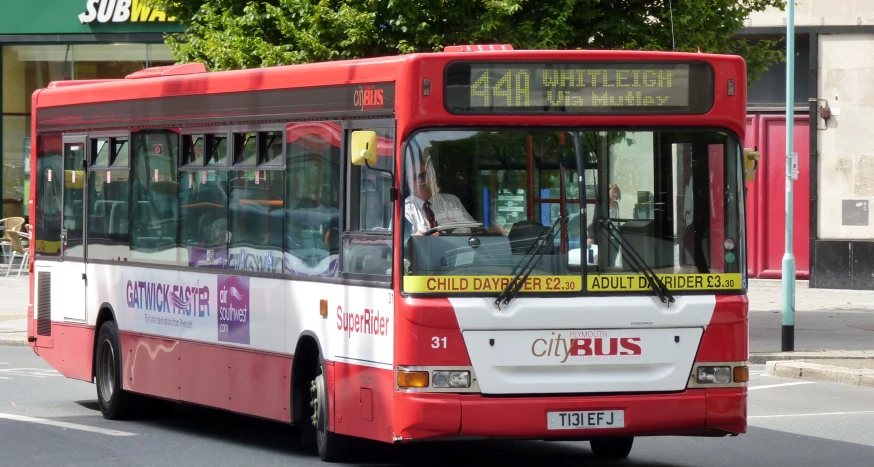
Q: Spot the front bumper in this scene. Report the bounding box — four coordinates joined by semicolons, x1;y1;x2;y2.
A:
393;387;746;441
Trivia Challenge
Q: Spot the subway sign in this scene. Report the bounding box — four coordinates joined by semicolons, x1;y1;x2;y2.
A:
79;0;176;23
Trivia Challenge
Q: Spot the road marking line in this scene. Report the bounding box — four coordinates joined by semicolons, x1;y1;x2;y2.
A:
748;381;816;391
0;376;10;380
751;411;874;419
0;362;9;365
0;412;137;437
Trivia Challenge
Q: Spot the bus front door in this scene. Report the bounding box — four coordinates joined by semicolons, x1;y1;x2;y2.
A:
57;135;87;324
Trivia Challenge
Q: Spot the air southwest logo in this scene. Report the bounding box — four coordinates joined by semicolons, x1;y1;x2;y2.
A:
531;332;642;363
353;86;385;110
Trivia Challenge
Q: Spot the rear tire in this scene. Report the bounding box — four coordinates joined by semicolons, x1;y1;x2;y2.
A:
590;436;634;459
310;358;347;462
95;320;138;420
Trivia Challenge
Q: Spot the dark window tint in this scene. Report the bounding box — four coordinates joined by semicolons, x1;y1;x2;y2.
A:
229;169;284;273
86;169;131;260
112;137;130;167
34;135;63;257
92;138;112;167
284;121;341;278
206;134;228;167
261;131;283;165
234;133;257;166
183;134;205;166
179;170;228;268
131;131;179;264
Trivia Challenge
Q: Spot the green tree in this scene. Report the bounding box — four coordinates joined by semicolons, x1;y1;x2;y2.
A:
144;0;785;83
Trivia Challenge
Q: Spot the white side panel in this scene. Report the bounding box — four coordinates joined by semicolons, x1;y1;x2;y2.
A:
287;282;394;370
78;264;392;368
50;261;86;323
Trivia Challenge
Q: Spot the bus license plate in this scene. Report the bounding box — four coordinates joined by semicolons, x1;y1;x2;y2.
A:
547;410;625;430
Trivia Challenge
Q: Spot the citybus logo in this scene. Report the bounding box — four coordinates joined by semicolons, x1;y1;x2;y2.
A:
79;0;176;24
531;332;642;363
353;86;385;110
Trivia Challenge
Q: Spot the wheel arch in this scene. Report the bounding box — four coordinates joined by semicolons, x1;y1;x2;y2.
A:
290;331;325;425
91;303;118;382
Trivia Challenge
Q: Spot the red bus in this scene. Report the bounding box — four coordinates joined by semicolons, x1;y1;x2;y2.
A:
27;44;758;462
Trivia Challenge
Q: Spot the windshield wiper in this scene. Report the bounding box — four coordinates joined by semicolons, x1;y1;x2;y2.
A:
596;218;675;304
495;215;569;308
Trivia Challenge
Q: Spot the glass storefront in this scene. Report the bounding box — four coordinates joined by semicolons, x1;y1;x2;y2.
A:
2;43;175;219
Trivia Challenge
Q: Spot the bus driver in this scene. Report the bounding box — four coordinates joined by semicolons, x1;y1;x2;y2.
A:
404;151;504;236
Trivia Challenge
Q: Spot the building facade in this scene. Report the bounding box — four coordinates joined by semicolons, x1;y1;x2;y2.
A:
1;0;184;220
741;0;874;289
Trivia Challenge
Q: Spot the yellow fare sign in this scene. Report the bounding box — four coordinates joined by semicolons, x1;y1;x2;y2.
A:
404;276;583;293
587;273;743;291
403;273;743;293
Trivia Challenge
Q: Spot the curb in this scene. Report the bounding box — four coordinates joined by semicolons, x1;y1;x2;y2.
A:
765;360;874;388
0;339;27;347
749;351;874;364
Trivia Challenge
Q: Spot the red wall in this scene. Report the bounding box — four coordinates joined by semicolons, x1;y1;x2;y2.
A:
744;114;810;279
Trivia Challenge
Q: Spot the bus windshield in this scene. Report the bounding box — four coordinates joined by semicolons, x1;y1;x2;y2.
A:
401;128;745;294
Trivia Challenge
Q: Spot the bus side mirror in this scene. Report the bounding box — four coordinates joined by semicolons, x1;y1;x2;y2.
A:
350;131;377;166
743;148;760;182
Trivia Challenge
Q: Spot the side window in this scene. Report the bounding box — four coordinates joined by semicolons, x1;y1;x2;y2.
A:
131;130;180;264
341;126;395;278
284;121;341;278
34;135;63;257
179;131;230;269
61;139;86;258
86;136;131;261
229;129;285;273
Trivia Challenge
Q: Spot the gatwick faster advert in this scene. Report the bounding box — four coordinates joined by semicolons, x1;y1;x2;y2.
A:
124;273;251;345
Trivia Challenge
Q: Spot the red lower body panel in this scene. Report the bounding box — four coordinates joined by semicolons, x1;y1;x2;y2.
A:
393;388;746;441
32;322;94;383
331;362;395;443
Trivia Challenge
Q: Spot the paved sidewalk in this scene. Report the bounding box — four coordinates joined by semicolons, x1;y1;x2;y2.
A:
747;278;874;313
0;278;28;346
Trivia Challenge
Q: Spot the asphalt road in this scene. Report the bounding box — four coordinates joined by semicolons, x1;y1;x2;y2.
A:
1;346;873;467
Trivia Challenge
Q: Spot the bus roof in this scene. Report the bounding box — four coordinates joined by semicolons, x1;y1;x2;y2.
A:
32;47;745;110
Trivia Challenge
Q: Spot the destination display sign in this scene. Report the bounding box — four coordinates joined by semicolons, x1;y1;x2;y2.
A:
444;61;714;115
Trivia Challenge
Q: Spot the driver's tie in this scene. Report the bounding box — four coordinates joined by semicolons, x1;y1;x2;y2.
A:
423;201;437;228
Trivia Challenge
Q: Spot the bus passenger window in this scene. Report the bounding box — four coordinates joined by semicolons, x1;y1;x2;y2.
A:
178;169;229;268
228;169;284;274
284;121;341;278
131;130;180;265
86;136;131;261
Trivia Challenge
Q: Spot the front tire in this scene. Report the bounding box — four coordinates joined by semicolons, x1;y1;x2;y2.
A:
310;359;346;462
590;436;634;459
95;320;137;420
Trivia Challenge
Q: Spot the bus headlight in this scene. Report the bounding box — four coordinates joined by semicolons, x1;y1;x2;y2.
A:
697;366;732;384
432;370;471;388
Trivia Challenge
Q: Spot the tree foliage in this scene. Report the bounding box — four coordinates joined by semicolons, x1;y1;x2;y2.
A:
144;0;786;83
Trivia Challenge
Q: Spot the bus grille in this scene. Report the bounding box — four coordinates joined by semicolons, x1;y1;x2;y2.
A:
37;272;51;337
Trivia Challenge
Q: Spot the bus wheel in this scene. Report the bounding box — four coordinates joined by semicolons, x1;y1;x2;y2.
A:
590;436;634;459
310;360;346;462
95;320;137;420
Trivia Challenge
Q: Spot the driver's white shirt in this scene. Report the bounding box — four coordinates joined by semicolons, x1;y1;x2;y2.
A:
405;193;475;233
